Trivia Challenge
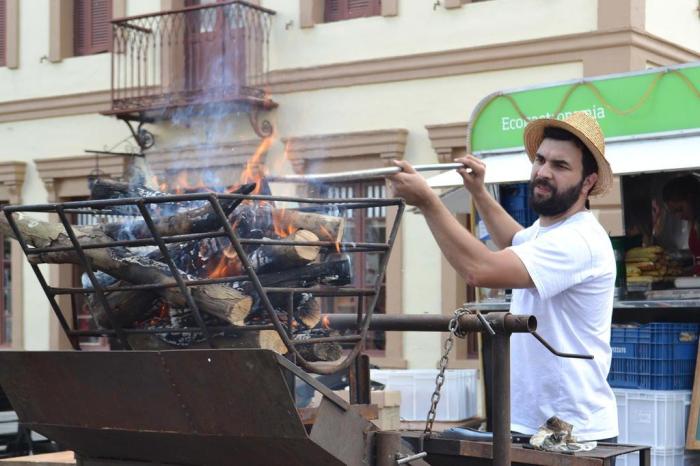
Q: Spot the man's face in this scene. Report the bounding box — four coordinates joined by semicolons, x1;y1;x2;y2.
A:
528;138;588;217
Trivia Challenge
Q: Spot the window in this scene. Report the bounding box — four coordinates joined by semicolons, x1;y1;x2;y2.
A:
74;0;113;56
320;180;387;352
0;0;6;67
0;234;11;346
324;0;381;22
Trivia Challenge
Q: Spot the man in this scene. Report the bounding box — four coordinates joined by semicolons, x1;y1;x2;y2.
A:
389;112;618;442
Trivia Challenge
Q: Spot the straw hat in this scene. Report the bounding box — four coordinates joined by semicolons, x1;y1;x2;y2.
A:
523;112;612;197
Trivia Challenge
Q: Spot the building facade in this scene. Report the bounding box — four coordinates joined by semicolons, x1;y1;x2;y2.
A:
0;0;698;372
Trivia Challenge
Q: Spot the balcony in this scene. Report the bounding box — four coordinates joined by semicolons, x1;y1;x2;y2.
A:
104;1;276;126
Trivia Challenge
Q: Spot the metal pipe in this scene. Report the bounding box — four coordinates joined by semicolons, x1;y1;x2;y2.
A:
267;163;467;184
492;332;511;466
322;313;536;334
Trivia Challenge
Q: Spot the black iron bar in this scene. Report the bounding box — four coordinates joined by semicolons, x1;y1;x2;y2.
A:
207;194;303;364
112;0;276;24
55;206;131;349
67;323;277;337
24;237;390;255
3;194;402;212
492;332;511;466
264;287;376;297
135;200;214;347
531;331;594;360
1;210;79;349
286;292;294;339
322;313;536;334
50;282;376;296
294;335;363;345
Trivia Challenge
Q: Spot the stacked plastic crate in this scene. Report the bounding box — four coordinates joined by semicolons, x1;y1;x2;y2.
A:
608;323;700;465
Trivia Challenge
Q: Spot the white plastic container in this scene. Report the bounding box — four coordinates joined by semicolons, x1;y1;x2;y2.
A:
614;388;691;449
615;447;700;466
370;369;477;421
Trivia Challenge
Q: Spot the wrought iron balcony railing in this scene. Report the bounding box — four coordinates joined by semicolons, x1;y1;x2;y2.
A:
105;1;276;121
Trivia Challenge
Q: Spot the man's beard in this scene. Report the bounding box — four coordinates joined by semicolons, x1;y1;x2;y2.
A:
528;177;584;217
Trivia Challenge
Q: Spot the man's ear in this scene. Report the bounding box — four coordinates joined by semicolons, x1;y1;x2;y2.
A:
582;172;598;196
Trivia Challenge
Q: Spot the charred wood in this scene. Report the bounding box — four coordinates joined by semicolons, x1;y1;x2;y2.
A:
0;213;252;325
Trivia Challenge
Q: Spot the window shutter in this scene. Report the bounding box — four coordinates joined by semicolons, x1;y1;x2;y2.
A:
74;0;112;56
325;0;380;22
90;0;112;53
324;0;343;22
0;0;6;67
347;0;380;18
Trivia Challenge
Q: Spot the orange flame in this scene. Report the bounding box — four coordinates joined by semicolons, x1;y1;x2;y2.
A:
240;136;273;195
321;315;331;329
209;250;242;279
271;208;297;238
319;226;341;253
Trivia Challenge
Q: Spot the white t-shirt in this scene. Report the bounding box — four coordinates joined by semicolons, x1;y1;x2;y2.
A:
507;210;618;441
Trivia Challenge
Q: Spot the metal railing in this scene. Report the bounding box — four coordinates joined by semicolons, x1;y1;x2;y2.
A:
108;1;275;117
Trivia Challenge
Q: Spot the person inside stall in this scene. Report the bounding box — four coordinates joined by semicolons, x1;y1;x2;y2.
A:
662;174;700;275
388;112;618;446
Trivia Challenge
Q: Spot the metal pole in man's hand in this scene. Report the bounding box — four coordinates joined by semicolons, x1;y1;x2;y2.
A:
266;163;469;184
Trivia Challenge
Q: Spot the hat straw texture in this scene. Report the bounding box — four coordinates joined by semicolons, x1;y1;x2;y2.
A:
523;112;612;196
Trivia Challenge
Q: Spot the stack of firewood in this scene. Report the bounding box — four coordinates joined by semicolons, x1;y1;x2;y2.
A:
0;179;351;361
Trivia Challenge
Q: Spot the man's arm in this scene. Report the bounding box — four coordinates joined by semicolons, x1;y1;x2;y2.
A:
389;161;534;289
457;155;525;249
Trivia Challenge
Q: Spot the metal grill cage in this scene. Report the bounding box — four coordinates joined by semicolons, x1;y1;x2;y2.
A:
3;192;403;374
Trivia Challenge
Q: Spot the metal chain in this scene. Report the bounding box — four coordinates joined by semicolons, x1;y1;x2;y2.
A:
424;307;471;437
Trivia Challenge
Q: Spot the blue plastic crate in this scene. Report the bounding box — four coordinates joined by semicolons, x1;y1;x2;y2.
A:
500;183;538;228
608;323;700;390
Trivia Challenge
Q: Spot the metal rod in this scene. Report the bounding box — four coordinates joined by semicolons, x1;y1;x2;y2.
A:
267;163;466;184
25;236;390;255
492;332;511;466
135;200;214;347
531;331;594;359
55;206;131;349
322;313;536;334
396;452;428;465
2;210;80;349
3;193;402;211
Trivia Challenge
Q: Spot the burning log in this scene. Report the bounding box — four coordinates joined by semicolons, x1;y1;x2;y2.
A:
235;203;345;243
249;229;320;273
83;272;163;328
0;213;253;325
98;182;257;241
91;179;344;243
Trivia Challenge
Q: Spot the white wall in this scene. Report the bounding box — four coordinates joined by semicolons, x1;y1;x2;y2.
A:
0;0;164;102
265;0;597;70
645;0;700;53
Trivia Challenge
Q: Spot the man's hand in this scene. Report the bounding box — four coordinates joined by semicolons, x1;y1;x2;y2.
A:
388;160;436;209
455;155;487;196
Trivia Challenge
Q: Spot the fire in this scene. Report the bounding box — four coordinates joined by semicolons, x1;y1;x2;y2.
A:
271;208;297;238
240;136;273;195
321;315;331;329
320;226;341;253
209;249;242;279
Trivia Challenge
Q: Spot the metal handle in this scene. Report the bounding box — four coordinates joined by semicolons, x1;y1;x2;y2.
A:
531;331;594;359
267;163;467;184
396;452;428;464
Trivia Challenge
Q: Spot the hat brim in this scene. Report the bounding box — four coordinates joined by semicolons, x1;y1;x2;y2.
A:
523;118;612;197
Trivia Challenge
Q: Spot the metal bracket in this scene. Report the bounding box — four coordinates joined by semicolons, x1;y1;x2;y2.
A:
249;106;274;138
119;117;155;152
